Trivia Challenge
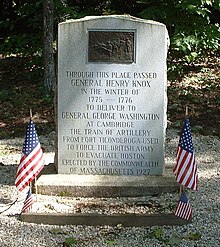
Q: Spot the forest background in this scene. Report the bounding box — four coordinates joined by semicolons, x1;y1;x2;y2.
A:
0;0;219;139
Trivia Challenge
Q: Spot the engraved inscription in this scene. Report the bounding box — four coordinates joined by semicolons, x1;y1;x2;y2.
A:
88;31;135;63
58;17;168;176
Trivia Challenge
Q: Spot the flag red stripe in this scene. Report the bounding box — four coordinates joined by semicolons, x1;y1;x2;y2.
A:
175;201;192;220
15;148;44;191
174;146;197;190
182;205;189;219
174;149;189;181
191;159;197;190
173;118;198;191
16;144;42;179
15;148;43;184
174;147;188;177
15;120;45;192
178;153;194;184
180;155;197;190
183;160;194;187
22;196;34;213
173;147;182;173
184;157;197;190
16;153;43;183
16;154;44;191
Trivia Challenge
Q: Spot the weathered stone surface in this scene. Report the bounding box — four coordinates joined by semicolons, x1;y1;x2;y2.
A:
36;165;178;197
57;15;169;176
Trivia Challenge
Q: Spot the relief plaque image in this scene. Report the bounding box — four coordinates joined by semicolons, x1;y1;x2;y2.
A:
88;31;135;63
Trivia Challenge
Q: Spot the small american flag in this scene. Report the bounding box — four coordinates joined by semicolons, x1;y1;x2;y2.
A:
174;191;192;220
173;118;198;191
21;187;34;213
15;119;44;192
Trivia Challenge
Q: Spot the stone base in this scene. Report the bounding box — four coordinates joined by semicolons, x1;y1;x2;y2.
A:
35;164;179;197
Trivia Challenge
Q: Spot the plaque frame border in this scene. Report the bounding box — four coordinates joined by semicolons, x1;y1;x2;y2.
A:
87;29;137;64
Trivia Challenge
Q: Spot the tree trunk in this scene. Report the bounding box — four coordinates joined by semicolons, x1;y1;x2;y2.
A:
43;0;55;94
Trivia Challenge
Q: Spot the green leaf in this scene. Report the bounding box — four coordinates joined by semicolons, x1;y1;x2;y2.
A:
106;239;117;246
186;232;202;240
63;237;77;246
154;228;164;239
165;237;182;246
187;4;196;11
146;227;164;240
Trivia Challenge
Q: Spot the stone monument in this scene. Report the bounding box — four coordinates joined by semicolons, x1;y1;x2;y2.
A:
37;15;177;198
57;15;169;176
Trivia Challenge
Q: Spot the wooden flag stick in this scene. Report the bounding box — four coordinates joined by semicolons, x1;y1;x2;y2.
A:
179;184;185;195
30;108;37;200
35;177;38;202
179;106;189;195
185;106;188;117
30;108;33;119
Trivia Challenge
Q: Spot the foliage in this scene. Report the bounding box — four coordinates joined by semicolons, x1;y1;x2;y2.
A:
145;227;202;246
139;0;220;79
63;237;78;246
146;227;164;241
0;0;43;56
184;232;202;240
0;0;44;80
106;239;117;246
0;0;219;82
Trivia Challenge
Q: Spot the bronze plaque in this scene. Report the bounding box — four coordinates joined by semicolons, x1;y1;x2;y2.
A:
88;31;135;63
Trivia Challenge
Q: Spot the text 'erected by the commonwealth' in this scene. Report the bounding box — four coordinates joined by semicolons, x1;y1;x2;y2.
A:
58;17;168;175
